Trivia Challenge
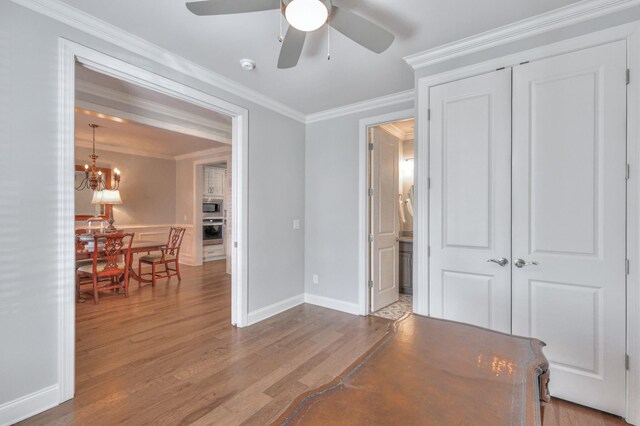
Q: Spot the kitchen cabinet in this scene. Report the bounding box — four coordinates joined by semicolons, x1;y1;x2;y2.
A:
399;240;413;294
204;166;226;199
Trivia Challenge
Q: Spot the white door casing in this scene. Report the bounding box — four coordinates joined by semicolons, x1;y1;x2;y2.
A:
429;69;513;333
511;41;628;415
371;127;401;311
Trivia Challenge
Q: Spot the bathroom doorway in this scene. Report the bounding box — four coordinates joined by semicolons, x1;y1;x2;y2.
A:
366;118;415;320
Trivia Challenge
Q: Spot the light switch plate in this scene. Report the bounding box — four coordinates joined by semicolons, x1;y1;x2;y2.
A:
312;274;319;284
293;219;301;230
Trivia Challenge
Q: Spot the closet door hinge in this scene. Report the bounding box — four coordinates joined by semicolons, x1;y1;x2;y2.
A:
428;177;431;189
234;242;238;248
428;246;431;257
368;234;374;243
627;69;631;85
427;109;431;121
368;142;374;151
626;354;630;370
626;258;630;275
627;163;631;180
368;280;374;289
368;188;374;197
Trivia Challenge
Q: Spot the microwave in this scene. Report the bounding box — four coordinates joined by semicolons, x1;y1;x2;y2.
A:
203;201;222;214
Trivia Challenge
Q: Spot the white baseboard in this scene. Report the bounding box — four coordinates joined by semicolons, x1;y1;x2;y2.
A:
304;293;361;316
0;385;59;426
247;294;305;326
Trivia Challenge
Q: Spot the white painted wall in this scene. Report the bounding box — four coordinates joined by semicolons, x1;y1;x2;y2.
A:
0;1;304;421
304;101;414;307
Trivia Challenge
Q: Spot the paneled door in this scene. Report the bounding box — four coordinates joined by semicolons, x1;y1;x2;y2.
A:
370;127;400;311
511;41;627;415
429;69;513;333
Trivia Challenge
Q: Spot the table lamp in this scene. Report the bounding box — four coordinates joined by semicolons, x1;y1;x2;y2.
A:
92;189;123;232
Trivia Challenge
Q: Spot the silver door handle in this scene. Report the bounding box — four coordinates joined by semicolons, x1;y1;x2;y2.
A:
514;259;539;268
487;258;508;267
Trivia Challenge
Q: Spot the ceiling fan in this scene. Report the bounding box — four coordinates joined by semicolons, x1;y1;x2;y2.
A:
186;0;395;69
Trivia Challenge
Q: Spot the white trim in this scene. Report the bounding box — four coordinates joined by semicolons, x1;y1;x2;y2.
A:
304;293;361;316
0;385;59;426
74;223;194;230
415;21;640;423
75;138;176;161
626;24;640;426
247;294;305;326
175;146;231;161
76;100;232;144
358;109;416;316
404;0;640;69
76;80;232;135
306;90;415;123
76;138;231;161
11;0;306;123
379;123;414;141
57;40;250;419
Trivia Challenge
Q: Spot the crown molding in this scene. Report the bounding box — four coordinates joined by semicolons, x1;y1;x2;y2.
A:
404;0;640;69
10;0;307;123
75;138;230;161
76;80;232;136
306;90;415;123
76;99;232;144
174;146;231;161
75;139;176;160
379;123;414;141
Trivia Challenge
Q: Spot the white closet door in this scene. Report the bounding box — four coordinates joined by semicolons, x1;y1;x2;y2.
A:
371;127;400;311
512;41;627;415
429;69;513;333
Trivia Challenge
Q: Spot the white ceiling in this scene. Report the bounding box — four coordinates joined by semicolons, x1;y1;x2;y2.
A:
75;66;231;158
60;0;579;114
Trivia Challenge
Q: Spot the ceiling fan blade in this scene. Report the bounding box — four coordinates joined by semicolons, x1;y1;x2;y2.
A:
330;6;394;54
278;26;307;69
186;0;280;16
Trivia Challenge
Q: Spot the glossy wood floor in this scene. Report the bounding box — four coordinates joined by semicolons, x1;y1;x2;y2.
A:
21;260;390;425
21;260;628;425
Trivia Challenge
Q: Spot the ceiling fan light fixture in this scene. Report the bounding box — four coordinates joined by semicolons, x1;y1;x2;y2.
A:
285;0;328;32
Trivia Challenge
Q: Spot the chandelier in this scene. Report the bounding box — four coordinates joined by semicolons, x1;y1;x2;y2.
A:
75;124;121;191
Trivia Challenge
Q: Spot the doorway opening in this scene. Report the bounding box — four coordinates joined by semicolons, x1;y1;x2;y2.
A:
59;40;249;403
366;118;415;320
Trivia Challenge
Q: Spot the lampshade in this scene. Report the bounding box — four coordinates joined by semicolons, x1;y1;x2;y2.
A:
286;0;328;32
92;190;123;205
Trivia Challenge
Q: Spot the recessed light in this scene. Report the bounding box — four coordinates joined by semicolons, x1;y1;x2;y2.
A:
239;58;256;71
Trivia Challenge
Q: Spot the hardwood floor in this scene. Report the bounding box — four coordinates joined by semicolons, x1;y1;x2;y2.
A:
21;260;390;425
20;260;628;425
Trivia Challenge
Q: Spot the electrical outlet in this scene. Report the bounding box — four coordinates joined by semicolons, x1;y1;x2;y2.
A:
293;219;301;230
183;215;187;221
312;274;319;284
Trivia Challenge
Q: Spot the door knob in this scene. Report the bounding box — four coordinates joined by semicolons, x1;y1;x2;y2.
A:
514;259;539;268
487;258;508;267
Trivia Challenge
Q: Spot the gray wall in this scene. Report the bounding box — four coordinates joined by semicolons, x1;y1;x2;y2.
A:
0;0;304;410
74;147;177;226
304;101;414;305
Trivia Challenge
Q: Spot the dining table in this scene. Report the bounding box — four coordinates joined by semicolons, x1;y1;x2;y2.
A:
76;239;166;284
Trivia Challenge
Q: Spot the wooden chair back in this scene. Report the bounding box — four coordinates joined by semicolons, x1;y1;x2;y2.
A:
75;229;88;254
164;227;186;258
91;232;134;276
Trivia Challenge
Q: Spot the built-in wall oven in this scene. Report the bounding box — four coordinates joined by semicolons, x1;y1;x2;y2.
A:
203;218;224;246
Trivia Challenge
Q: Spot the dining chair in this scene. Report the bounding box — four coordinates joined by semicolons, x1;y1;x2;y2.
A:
77;232;134;304
138;227;186;286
